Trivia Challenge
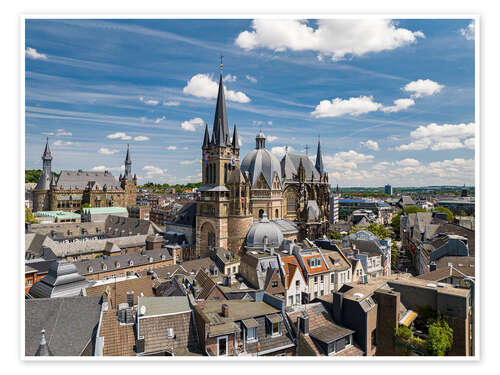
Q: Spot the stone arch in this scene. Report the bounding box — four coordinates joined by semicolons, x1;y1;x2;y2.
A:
258;209;265;219
200;221;216;254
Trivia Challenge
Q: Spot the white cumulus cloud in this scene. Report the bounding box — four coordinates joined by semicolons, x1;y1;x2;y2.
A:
267;135;278;142
235;19;424;61
381;98;415;113
134;136;150;141
107;132;132;140
183;74;251;103
143;165;165;178
167;146;177;150
181;117;204;132
312;96;382;118
460;21;475;41
403;79;444;98
98;147;119;155
180;159;198;165
360;140;379;151
26;47;47;60
396;158;421;167
396;122;475;151
154;116;166;124
56;129;72;136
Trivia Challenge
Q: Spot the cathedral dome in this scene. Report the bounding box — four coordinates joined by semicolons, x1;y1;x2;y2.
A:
240;131;282;189
246;213;284;249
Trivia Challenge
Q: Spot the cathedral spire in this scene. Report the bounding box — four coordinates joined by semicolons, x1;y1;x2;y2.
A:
315;137;325;174
203;123;210;148
212;72;229;146
124;144;132;179
232;123;239;149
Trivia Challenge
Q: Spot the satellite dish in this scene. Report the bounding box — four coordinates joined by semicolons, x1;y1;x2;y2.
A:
140;305;146;315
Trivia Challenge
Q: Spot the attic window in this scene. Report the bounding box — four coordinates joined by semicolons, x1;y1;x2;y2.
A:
102;264;107;271
115;262;120;268
88;266;93;273
272;281;278;288
149;257;154;263
129;260;134;266
161;255;166;261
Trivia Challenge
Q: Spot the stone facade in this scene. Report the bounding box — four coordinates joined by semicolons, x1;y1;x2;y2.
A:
32;140;137;212
195;71;330;258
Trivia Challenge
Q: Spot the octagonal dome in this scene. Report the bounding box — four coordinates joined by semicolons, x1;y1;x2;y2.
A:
246;213;284;249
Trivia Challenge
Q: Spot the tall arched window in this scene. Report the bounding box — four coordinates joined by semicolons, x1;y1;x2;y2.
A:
275;209;279;218
259;209;264;219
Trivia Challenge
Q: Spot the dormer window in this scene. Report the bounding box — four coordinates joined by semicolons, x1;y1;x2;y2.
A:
115;262;120;268
129;260;134;266
161;255;166;261
88;266;93;273
149;257;154;263
102;264;107;271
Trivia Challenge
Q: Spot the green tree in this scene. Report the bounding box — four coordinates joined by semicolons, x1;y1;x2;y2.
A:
328;230;341;240
352;222;389;240
433;207;454;222
25;207;38;223
81;203;90;208
425;319;453;356
459;211;467;217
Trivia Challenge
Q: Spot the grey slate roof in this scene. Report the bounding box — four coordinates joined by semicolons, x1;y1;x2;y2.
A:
246;214;284;249
271;219;299;234
25;233;59;260
73;248;173;276
29;261;90;298
105;215;162;237
25;296;102;356
315;140;325;174
55;170;122;190
240;147;282;189
281;153;321;181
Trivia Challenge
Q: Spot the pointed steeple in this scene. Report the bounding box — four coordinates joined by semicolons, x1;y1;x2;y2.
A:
232;123;239;149
43;137;52;161
124;144;132;179
203;123;210;148
212;73;229;146
35;138;53;190
315;138;325;174
35;329;53;356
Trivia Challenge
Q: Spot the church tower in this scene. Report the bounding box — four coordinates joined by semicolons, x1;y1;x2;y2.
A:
119;144;137;206
196;62;246;257
33;138;53;211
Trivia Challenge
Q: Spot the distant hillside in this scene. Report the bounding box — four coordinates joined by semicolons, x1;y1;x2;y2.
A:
25;169;59;183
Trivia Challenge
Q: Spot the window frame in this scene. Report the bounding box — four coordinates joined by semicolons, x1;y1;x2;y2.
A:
217;335;228;356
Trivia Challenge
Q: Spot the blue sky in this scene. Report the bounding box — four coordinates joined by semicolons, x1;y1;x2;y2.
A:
25;18;475;187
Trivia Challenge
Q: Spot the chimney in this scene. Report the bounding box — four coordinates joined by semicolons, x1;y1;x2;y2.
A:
221;303;229;317
430;262;437;272
297;313;309;336
136;336;145;353
332;292;344;325
126;291;134;307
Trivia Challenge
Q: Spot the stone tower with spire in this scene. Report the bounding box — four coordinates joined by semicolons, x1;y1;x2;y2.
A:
119;144;138;207
196;63;252;256
33;138;54;211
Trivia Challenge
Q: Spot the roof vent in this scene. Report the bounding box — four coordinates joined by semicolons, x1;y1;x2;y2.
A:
426;283;437;288
353;293;364;299
437;282;446;288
